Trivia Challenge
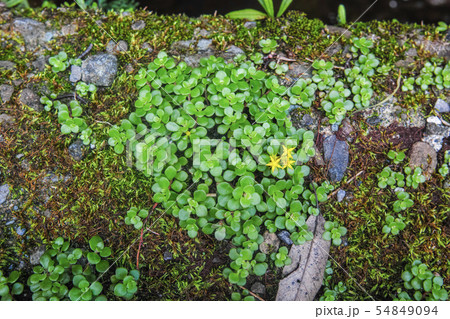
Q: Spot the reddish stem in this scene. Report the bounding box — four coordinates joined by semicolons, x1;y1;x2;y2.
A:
136;202;158;269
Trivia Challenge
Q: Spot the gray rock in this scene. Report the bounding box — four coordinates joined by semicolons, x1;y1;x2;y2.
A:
366;116;381;126
405;48;418;57
106;40;128;54
68;139;86;161
30;245;46;265
409;141;437;179
131;20;146;31
141;42;153;53
425;116;450;150
197;39;213;52
12;18;53;51
323;135;349;182
395;57;415;70
0;60;16;71
0;184;10;204
325;25;351;38
81;54;118;86
251;282;266;296
69;65;82;82
171;40;194;52
222;45;245;60
434;99;450;113
287;62;312;79
244;21;257;29
278;230;293;245
337;190;346;202
193;28;211;38
0;113;14;125
16;226;26;236
422;135;444;152
60;23;78;36
259;231;280;254
331;124;339;132
184;54;210;68
418;39;450;59
0;84;14;103
19;88;42;111
163;250;173;261
32;55;47;72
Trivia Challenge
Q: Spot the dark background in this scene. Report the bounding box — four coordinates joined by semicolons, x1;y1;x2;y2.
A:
45;0;450;23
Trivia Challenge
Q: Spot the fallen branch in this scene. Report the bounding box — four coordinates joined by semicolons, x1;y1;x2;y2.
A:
238;285;265;301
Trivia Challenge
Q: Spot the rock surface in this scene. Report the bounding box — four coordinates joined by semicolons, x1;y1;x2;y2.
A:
131;20;146;31
409;142;437;179
0;60;16;71
68;139;86;161
259;231;280;254
69;65;82;82
323;135;349;182
19;88;42;111
29;245;46;265
12;18;54;51
278;230;293;245
0;84;14;103
251;282;266;296
0;184;10;205
81;54;118;86
277;214;330;301
434;99;450;113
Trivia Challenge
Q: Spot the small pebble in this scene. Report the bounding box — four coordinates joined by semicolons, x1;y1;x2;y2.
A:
277;230;293;245
163;250;173;261
331;123;339;132
337;190;346;202
16;226;26;236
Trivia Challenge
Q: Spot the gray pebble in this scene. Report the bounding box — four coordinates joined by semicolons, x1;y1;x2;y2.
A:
277;230;293;245
337;190;346;202
81;54;118;87
0;184;10;204
163;250;173;261
131;20;146;31
0;84;14;103
69;65;82;83
435;98;450;113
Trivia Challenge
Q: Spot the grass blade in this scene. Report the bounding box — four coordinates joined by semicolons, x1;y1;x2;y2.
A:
277;0;293;17
226;9;268;20
258;0;275;18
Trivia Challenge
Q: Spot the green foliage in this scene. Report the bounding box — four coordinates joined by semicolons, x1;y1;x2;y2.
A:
26;236;113;301
49;51;69;73
337;4;346;25
435;21;449;33
108;49;335;287
403;61;450;91
438;150;449;177
76;81;97;98
322;221;347;246
319;261;347;301
404;167;426;189
0;270;24;301
393;191;414;213
231;289;255;301
387;150;406;164
350;37;374;56
124;207;149;230
259;38;278;54
382;214;406;235
270;246;291;268
401;260;448;301
3;0;29;9
76;0;139;11
226;0;293;20
110;268;140;300
377;167;405;189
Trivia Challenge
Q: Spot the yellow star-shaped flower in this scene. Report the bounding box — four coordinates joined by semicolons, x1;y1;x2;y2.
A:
285;159;296;170
282;145;296;160
266;155;282;172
